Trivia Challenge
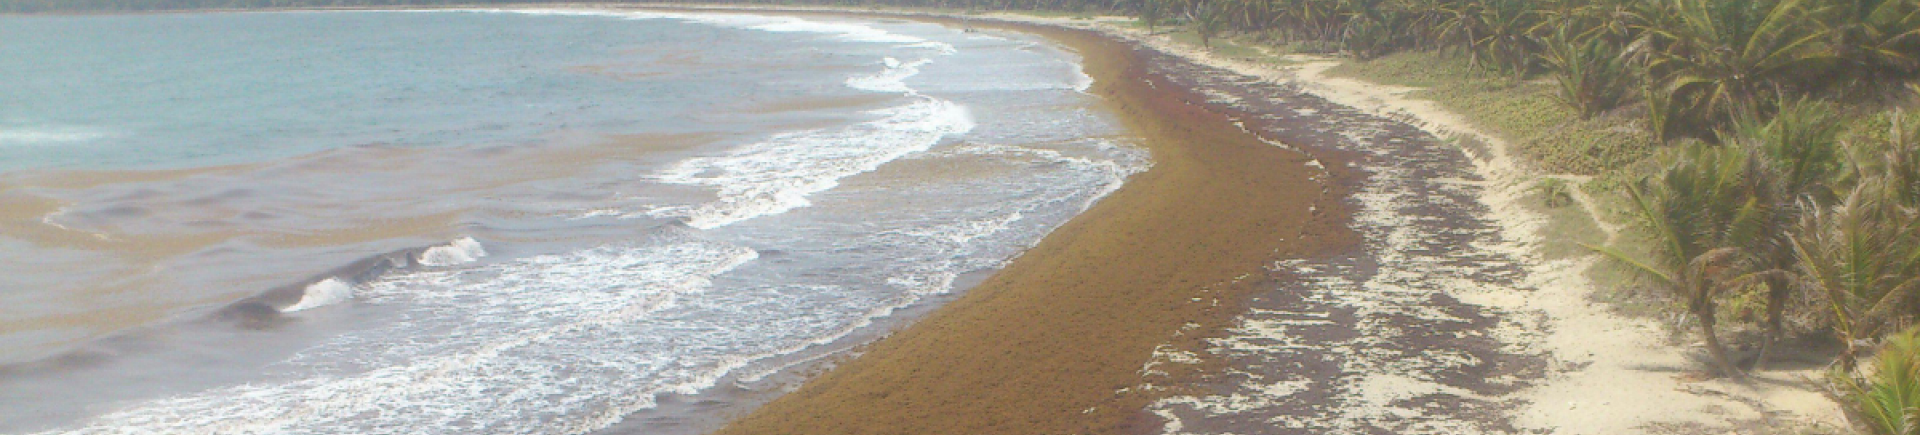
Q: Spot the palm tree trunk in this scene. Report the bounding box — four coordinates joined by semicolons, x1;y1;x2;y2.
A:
1696;306;1744;378
1754;274;1790;371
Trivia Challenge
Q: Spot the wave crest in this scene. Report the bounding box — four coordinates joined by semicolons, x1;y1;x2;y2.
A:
282;278;355;312
418;237;487;267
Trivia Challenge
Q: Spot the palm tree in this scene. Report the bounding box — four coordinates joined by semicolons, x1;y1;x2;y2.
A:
1282;0;1346;45
1478;0;1545;78
1540;22;1637;118
1140;0;1165;30
1836;326;1920;435
1339;0;1407;59
1192;0;1230;48
1791;178;1920;370
1437;0;1543;77
1823;0;1920;87
1876;110;1920;209
1589;143;1778;378
1635;0;1831;135
1800;110;1920;370
1734;98;1846;203
1721;100;1836;369
1397;0;1455;51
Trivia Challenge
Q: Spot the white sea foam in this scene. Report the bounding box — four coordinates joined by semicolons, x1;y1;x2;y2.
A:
846;57;935;94
0;125;112;146
1070;67;1095;92
282;279;355;312
46;240;761;435
896;40;960;55
417;237;487;267
475;9;956;54
650;97;974;229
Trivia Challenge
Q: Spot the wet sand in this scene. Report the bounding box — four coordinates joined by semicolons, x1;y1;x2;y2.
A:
702;21;1357;435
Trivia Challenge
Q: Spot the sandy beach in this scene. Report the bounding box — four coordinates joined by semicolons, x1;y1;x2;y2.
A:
0;4;1852;434
700;20;1356;435
608;5;1852;435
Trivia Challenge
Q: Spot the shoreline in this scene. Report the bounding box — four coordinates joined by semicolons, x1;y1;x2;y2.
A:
3;5;1851;434
699;18;1356;435
1036;12;1847;434
626;5;1847;434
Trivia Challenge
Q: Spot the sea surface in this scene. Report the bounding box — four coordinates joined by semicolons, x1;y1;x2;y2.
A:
0;9;1142;434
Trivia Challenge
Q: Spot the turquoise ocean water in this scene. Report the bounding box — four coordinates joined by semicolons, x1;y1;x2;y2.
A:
0;9;1141;434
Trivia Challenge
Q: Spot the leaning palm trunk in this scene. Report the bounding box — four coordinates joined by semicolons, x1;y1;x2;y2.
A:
1590;201;1752;378
1690;247;1750;377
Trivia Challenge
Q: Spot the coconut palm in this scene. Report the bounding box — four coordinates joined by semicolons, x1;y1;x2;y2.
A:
1282;0;1347;44
1881;111;1920;208
1845;110;1920;209
1340;0;1409;59
1192;0;1230;48
1140;0;1165;30
1439;0;1543;77
1791;178;1920;370
1589;143;1778;377
1733;99;1847;203
1397;0;1456;50
1836;326;1920;435
1540;23;1636;118
1716;100;1838;369
1823;0;1920;87
1635;0;1832;135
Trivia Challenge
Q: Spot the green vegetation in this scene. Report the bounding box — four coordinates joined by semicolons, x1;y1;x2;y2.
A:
1837;326;1920;435
1327;52;1654;175
1535;177;1575;208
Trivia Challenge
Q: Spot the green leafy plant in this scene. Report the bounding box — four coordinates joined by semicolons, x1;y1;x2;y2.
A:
1588;143;1780;378
1636;0;1831;136
1836;326;1920;435
1536;177;1576;208
1192;0;1229;48
1540;23;1635;118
